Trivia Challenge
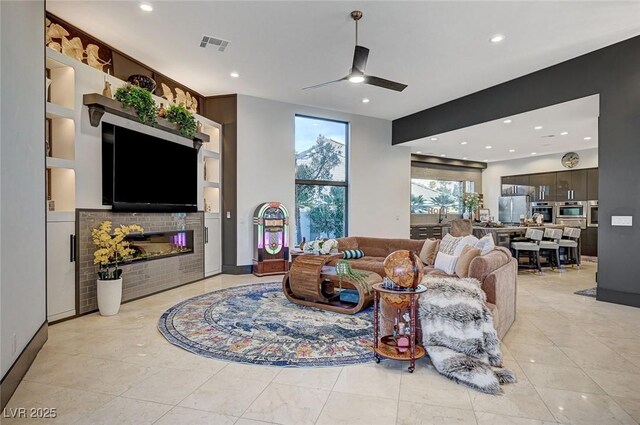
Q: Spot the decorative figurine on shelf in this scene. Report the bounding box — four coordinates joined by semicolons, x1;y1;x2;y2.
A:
196;120;203;134
158;103;167;118
102;80;112;99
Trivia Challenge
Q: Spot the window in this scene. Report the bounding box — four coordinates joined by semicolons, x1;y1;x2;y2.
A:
295;115;348;244
411;178;463;214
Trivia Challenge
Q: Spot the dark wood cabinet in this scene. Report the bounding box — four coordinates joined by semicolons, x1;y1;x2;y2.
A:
410;225;443;240
556;170;587;201
501;175;531;196
529;173;557;201
581;227;598;257
587;168;599;200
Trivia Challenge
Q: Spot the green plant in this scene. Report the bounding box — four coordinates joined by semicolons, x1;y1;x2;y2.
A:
335;260;372;294
463;192;480;213
166;104;197;138
114;84;158;126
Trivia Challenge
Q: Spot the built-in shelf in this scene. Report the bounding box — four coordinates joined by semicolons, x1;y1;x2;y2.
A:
202;149;220;159
203;181;220;189
83;93;210;148
46;102;74;120
46;157;76;169
47;211;75;223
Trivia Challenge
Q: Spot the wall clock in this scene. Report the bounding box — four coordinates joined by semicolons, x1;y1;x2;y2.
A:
561;152;580;169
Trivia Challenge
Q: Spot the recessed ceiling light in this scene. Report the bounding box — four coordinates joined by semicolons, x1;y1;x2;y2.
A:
430;137;438;141
462;157;468;160
362;98;370;103
490;34;505;43
440;154;446;157
584;136;592;140
503;119;512;124
560;131;569;136
140;3;153;12
483;159;489;162
416;151;422;154
534;126;543;130
485;145;492;149
509;149;516;152
531;152;537;155
230;71;239;78
460;141;468;145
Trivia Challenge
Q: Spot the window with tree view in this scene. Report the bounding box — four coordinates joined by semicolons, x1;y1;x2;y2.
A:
295;115;348;245
411;179;464;214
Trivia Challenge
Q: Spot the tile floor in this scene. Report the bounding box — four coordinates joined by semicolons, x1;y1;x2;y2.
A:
5;263;640;425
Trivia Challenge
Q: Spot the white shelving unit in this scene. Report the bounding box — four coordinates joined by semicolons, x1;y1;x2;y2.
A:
200;120;222;276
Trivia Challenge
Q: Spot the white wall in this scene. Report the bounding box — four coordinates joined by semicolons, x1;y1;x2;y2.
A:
1;0;46;377
482;147;598;216
236;95;411;265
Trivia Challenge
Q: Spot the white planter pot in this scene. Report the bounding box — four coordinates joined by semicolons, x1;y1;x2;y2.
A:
97;278;122;316
463;212;471;219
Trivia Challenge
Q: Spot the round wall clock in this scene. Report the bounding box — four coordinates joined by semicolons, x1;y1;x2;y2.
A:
561;152;580;168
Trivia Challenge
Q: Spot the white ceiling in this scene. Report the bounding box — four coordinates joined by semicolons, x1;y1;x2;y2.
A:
48;1;640;120
404;94;599;162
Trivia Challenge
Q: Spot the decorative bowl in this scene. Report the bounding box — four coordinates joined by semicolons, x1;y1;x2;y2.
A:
127;74;157;92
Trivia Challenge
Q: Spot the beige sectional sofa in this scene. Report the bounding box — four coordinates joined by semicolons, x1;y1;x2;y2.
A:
332;236;517;339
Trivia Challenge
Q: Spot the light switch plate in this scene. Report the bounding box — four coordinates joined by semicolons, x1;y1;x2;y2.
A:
611;216;633;226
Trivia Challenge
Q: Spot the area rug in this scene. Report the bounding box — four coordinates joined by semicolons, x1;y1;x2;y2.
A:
574;287;597;298
158;282;374;367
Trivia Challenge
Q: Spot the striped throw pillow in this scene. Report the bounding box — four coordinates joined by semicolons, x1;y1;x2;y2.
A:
342;249;365;259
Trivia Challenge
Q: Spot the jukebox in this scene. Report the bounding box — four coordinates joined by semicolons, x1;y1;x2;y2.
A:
253;202;290;276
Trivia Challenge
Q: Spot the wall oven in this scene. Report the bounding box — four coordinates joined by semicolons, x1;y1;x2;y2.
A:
530;202;555;223
587;200;598;227
556;201;586;219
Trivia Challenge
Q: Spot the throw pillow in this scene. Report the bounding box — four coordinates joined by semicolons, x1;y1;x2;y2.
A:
419;239;440;266
434;252;458;275
342;249;365;259
455;245;481;277
475;234;495;255
454;235;479;256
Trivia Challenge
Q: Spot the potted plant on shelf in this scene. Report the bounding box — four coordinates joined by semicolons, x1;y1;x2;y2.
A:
114;83;159;126
462;192;480;220
92;221;144;316
166;103;197;138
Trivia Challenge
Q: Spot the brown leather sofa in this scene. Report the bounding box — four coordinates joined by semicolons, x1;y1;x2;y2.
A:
332;236;517;339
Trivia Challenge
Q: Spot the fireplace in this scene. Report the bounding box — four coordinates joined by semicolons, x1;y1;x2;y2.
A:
123;230;194;263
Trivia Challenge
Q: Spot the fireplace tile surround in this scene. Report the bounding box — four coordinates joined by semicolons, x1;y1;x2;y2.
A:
77;210;204;314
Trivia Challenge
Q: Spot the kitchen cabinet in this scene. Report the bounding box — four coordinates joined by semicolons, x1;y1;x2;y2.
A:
587;168;599;200
529;173;557;201
501;175;531;196
410;225;443;240
581;227;598;257
556;170;587;201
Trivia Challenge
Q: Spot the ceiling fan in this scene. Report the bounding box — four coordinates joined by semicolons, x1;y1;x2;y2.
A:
303;11;408;92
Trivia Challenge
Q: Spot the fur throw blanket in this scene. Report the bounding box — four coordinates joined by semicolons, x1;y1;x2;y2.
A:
419;276;516;394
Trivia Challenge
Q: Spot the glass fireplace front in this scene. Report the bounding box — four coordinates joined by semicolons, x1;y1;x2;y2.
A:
123;230;194;263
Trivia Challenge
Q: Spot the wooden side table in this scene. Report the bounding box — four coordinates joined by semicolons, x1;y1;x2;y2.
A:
372;283;427;373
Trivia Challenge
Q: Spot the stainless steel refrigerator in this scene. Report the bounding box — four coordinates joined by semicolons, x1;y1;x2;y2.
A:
499;196;530;224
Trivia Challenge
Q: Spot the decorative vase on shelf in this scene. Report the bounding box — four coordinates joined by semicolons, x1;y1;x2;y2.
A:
97;278;123;316
463;211;471;219
158;103;167;118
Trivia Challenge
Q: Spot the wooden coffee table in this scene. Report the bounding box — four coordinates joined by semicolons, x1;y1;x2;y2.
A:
282;253;380;314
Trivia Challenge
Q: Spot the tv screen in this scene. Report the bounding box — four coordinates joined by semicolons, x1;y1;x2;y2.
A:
102;123;198;211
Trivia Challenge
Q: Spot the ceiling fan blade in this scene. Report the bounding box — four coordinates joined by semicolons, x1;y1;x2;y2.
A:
302;76;348;90
352;45;369;74
365;75;408;92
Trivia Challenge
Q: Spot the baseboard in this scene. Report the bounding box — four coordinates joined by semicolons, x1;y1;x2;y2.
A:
0;321;48;410
222;264;252;275
596;287;640;308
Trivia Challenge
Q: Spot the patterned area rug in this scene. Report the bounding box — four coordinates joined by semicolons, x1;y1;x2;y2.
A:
574;287;597;297
158;282;375;367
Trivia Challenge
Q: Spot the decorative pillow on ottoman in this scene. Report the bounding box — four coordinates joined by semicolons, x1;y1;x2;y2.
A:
455;245;481;277
419;239;440;266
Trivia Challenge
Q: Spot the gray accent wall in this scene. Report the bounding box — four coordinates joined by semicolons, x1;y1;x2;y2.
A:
393;35;640;308
1;0;47;378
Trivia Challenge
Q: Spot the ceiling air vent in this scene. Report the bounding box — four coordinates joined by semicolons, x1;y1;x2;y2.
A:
200;35;230;52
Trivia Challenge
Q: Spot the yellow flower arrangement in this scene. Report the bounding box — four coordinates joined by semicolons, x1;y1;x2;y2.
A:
92;221;144;280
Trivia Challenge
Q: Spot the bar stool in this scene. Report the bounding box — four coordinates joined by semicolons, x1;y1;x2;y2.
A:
559;227;581;267
511;228;544;274
539;228;563;269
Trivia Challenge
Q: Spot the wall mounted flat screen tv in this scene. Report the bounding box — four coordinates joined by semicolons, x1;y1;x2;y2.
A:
102;123;198;212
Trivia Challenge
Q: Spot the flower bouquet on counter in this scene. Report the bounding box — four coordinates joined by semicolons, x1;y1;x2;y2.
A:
304;238;338;255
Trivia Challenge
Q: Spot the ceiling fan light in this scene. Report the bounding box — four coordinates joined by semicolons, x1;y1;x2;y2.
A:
348;75;365;84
